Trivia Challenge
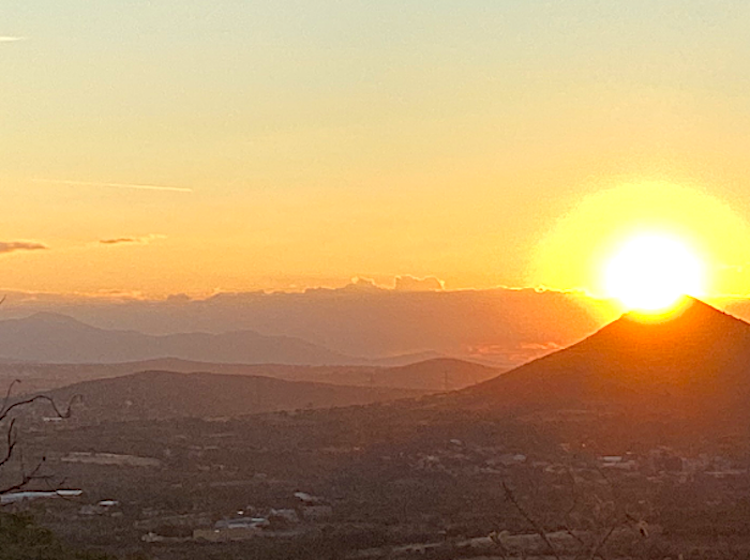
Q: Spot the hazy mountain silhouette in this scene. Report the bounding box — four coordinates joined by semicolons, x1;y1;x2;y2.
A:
0;312;364;365
0;357;498;396
3;286;607;367
38;371;424;423
379;358;496;391
23;298;750;451
448;298;750;428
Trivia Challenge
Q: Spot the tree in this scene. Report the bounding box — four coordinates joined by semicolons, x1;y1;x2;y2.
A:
0;383;115;559
0;379;78;495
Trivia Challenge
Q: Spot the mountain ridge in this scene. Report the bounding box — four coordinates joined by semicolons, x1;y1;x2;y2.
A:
0;356;499;397
34;370;426;424
445;297;750;422
0;313;363;365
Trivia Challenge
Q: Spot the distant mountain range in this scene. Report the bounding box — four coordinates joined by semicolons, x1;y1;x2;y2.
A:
18;297;750;451
0;312;396;366
0;286;608;367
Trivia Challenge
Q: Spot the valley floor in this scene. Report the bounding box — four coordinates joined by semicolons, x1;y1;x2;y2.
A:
5;405;750;560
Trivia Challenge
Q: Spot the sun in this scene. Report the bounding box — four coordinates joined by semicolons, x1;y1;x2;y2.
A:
604;234;704;312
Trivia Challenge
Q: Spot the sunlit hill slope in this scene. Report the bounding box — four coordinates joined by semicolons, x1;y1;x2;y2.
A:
418;298;750;450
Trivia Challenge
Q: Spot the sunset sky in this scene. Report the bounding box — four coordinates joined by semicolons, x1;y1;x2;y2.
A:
4;1;750;299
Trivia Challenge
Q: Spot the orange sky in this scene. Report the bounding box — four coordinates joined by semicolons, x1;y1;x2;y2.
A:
3;2;750;298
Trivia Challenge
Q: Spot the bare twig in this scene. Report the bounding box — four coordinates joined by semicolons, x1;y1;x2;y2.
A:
562;466;587;553
588;524;616;560
503;481;562;560
0;383;80;495
0;417;17;469
0;379;21;416
0;393;80;424
0;455;50;495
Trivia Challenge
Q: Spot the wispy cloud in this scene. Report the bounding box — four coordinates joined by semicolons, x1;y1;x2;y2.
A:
35;179;193;194
0;241;47;254
100;238;140;246
0;36;25;42
100;234;166;245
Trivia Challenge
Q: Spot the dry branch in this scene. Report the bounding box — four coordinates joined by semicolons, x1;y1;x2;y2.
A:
502;480;562;560
0;380;80;495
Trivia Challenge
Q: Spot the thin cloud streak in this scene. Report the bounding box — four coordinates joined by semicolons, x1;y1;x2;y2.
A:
0;241;47;254
100;238;140;245
36;179;193;194
0;36;25;42
100;234;166;245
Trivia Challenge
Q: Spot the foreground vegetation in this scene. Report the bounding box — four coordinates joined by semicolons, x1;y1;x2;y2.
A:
0;513;119;560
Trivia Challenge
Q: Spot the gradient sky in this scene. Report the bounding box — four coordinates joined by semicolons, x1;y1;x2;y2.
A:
3;1;750;297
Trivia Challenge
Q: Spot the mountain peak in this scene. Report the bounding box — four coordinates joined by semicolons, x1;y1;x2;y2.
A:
460;296;750;421
583;297;749;353
29;311;77;320
18;312;93;327
620;296;731;325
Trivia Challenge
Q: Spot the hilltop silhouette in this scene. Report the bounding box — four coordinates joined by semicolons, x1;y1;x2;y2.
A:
421;297;750;450
458;298;747;406
36;371;426;423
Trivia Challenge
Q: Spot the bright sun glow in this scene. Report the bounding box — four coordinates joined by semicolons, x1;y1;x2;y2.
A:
604;234;704;312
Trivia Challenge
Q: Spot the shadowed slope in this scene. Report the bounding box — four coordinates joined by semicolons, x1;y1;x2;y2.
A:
453;298;750;422
37;371;424;424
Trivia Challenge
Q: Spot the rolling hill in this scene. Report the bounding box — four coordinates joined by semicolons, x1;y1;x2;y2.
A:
34;370;424;424
0;357;499;395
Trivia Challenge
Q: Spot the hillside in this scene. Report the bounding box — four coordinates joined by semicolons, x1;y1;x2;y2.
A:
372;358;497;391
35;370;424;424
415;297;750;449
0;357;499;395
457;298;750;409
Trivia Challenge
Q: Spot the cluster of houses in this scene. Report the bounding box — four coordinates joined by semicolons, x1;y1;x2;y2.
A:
405;438;745;483
596;448;745;481
192;491;333;542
